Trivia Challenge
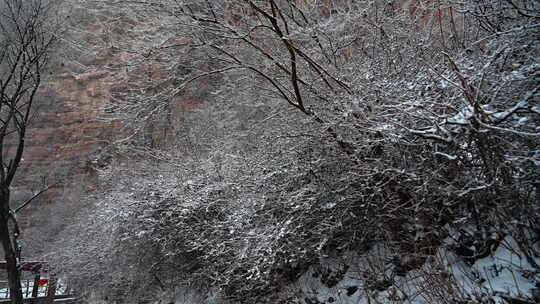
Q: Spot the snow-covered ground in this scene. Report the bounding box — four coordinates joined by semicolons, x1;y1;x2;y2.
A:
157;235;539;304
278;236;539;304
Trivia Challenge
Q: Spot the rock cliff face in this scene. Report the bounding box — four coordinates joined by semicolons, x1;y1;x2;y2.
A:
13;1;201;218
17;71;122;188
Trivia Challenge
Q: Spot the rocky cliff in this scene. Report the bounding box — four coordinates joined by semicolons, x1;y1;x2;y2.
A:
13;1;201;223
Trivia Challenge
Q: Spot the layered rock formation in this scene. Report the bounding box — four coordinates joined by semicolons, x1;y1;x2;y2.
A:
13;1;200;221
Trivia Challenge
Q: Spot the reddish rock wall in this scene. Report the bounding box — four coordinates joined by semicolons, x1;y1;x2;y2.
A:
12;1;202;215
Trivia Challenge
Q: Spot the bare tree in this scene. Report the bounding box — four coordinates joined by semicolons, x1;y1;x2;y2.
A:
0;0;58;302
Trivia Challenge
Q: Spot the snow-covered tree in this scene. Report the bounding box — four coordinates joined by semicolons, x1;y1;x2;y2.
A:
50;1;539;302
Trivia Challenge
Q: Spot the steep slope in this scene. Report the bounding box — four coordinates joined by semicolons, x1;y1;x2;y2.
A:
13;0;200;213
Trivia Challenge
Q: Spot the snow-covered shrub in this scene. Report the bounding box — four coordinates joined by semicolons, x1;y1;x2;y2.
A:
50;0;539;303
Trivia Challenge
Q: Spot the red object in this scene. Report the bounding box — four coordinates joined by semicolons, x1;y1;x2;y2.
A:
38;279;48;287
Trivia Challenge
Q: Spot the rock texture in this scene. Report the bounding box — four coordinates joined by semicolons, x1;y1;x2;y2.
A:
13;1;201;221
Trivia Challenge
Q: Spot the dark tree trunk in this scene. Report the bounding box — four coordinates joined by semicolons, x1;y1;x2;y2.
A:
46;277;57;303
0;186;23;304
31;274;40;298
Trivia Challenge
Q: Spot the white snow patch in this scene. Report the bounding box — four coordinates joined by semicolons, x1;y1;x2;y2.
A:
152;237;539;304
277;236;539;303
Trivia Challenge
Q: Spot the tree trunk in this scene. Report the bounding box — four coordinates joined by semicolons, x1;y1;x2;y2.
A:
0;186;23;304
46;277;57;304
32;274;40;298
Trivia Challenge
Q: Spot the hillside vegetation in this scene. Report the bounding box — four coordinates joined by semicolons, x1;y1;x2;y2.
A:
45;1;539;303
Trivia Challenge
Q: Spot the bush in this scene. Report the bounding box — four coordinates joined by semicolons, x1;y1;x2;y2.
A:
51;1;539;302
